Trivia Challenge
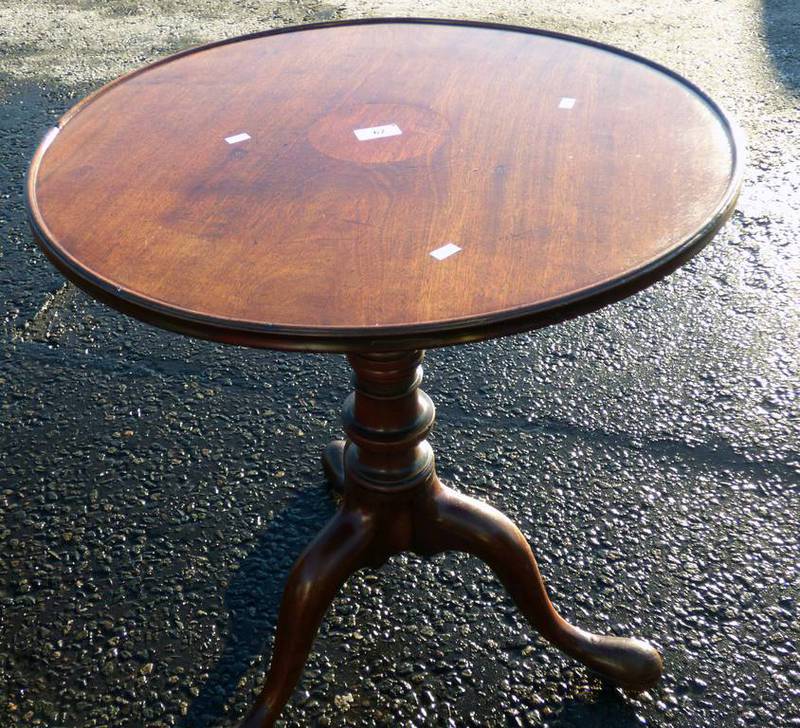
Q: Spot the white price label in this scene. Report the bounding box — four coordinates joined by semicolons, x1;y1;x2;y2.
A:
353;123;403;141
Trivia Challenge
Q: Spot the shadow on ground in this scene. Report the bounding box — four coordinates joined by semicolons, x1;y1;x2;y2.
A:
763;0;800;91
547;686;643;728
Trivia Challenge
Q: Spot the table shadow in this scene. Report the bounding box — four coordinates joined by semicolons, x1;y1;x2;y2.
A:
763;0;800;91
179;485;336;728
545;684;644;728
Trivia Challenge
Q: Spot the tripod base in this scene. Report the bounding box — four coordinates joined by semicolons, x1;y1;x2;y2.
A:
241;352;662;727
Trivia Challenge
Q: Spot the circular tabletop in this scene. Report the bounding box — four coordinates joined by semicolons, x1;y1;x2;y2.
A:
27;18;742;352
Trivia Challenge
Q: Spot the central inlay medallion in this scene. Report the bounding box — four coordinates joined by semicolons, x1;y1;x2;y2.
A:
308;102;450;164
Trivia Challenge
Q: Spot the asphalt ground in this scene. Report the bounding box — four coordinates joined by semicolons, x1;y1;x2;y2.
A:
1;1;798;726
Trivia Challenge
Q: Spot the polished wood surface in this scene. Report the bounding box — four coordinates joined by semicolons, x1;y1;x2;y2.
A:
27;18;742;352
242;352;663;727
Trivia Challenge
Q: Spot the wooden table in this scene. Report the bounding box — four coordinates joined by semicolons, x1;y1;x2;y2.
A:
27;18;742;727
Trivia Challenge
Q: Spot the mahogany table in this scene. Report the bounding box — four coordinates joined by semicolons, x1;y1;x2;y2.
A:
27;18;742;727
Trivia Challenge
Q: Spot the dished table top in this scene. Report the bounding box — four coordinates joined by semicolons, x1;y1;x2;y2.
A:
27;18;742;352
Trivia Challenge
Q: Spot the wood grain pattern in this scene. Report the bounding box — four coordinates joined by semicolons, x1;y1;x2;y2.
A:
27;18;743;352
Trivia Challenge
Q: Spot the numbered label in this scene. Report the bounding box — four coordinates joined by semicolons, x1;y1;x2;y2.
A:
353;124;403;141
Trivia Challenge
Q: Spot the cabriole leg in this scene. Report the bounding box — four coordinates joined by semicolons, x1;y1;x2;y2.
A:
240;508;374;728
416;483;663;691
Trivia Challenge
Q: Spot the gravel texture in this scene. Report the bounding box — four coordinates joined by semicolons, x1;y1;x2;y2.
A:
1;1;799;727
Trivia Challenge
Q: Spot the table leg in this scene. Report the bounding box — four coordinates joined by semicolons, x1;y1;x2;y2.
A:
240;507;375;728
414;484;663;691
321;439;345;493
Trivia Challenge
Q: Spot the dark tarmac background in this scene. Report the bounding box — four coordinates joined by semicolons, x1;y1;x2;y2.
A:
1;1;798;726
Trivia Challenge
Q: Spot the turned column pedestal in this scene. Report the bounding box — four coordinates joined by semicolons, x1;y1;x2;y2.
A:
241;351;663;727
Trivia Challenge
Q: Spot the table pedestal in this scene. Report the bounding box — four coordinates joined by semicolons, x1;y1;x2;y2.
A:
241;351;662;727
